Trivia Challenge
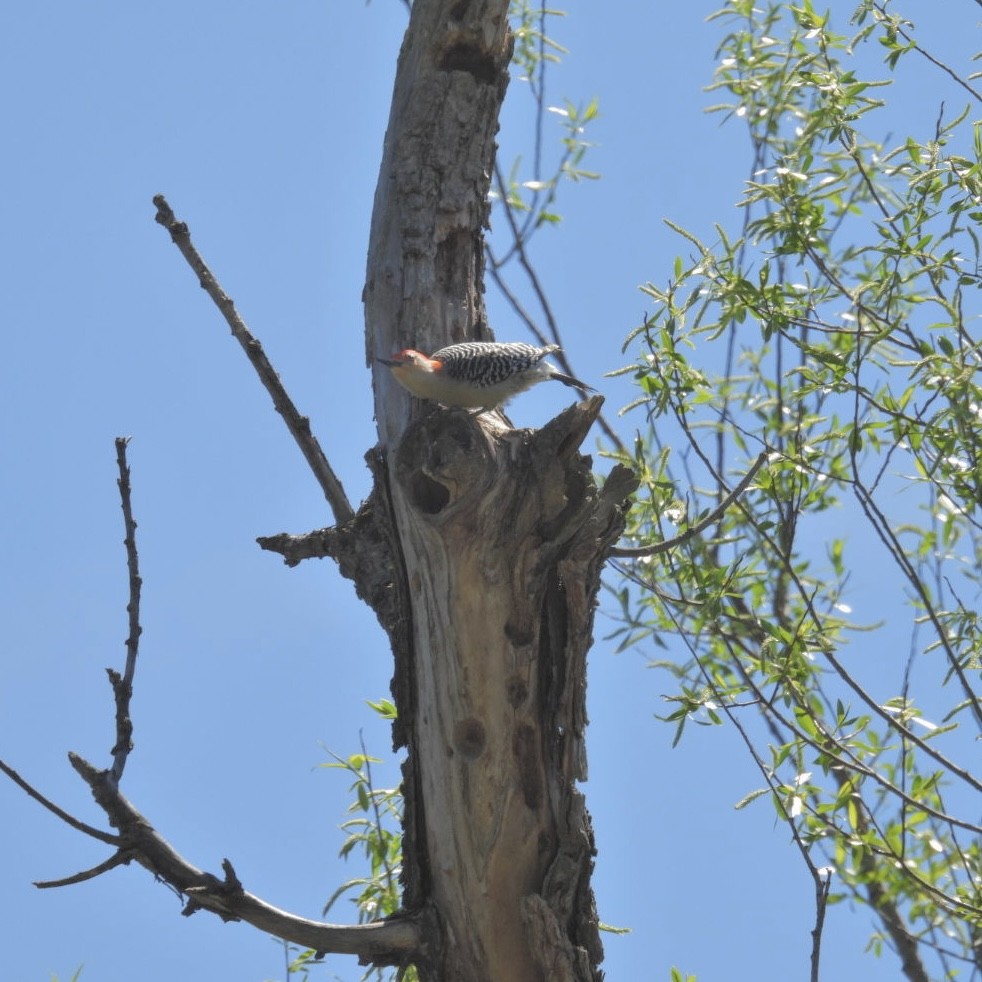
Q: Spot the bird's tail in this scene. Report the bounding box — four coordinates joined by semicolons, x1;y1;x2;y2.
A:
553;371;595;394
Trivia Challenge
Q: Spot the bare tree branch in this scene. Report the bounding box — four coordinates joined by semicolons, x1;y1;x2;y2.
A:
257;529;337;566
2;440;420;966
256;452;403;637
65;751;421;960
109;436;141;782
35;851;134;889
152;194;356;526
0;758;121;846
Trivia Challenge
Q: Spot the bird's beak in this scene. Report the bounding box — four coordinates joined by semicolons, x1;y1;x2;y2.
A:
376;357;399;367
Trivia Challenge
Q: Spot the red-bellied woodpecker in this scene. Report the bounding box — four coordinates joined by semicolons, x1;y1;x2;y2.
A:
378;341;593;412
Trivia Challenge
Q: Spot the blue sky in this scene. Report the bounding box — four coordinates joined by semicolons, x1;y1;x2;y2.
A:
1;2;976;980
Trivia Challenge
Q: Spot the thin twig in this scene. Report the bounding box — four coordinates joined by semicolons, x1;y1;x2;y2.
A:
35;851;133;889
609;452;768;558
110;437;142;783
152;194;355;525
871;1;982;104
0;758;120;846
810;867;833;982
490;163;628;455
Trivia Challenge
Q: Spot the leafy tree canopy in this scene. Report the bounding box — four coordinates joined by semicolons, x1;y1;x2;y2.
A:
606;2;982;978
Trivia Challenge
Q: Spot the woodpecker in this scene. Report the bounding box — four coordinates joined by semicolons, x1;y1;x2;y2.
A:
378;341;593;412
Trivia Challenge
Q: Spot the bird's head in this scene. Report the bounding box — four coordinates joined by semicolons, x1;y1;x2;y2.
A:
377;349;438;374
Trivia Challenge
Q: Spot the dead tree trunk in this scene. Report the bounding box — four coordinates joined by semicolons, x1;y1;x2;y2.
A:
361;1;635;978
378;408;633;981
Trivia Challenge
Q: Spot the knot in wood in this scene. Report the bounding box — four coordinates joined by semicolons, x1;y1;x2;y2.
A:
452;717;486;760
395;412;493;515
505;675;529;708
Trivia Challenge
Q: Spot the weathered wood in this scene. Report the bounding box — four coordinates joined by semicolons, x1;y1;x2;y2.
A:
361;2;636;978
386;401;630;981
365;0;512;448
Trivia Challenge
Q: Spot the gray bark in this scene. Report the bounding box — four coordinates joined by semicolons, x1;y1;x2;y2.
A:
355;1;637;978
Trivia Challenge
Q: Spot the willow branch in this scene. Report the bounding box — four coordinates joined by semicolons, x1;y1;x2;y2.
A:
489;162;627;455
609;451;768;558
871;1;982;104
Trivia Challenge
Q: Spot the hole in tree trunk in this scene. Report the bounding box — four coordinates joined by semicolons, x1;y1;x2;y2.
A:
408;471;451;514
